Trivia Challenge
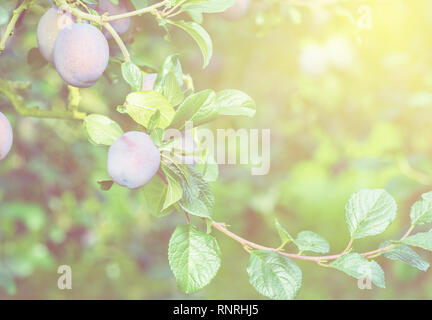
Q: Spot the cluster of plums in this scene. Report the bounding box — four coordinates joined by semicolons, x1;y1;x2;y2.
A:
37;0;132;88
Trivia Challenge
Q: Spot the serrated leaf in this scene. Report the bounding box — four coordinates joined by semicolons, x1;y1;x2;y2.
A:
123;91;175;129
83;114;123;145
154;54;183;92
168;224;221;294
401;232;432;251
274;218;294;246
247;250;302;300
142;174;172;217
295;231;330;254
195;153;219;182
121;61;143;91
330;253;385;288
410;197;432;226
169;89;216;129
170;20;212;68
161;164;183;210
345;189;397;240
214;89;256;117
162;72;184;106
179;165;214;219
380;241;429;271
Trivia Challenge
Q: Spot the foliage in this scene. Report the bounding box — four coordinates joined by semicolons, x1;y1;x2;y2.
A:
1;0;432;300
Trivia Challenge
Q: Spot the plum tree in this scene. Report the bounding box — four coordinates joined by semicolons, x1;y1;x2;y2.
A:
141;73;157;91
0;112;13;161
96;0;132;39
223;0;251;20
107;131;161;189
37;7;74;62
53;23;109;88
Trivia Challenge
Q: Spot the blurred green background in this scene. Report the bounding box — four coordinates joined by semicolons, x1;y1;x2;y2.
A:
1;0;432;299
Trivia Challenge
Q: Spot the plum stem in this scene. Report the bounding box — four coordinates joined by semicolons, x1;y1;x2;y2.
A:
102;22;131;62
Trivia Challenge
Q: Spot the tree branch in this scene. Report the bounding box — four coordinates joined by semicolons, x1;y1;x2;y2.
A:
0;0;36;55
211;221;415;264
0;78;86;120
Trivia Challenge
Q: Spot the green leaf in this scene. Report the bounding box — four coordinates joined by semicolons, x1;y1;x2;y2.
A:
169;20;212;68
121;61;143;91
142;175;172;217
274;218;294;246
247;250;302;300
182;0;236;13
345;189;397;240
294;231;330;254
330;253;385;288
154;54;183;92
169;89;216;129
83;114;123;146
179;165;214;219
168;224;221;294
0;264;15;295
161;164;183;210
186;9;203;23
401;232;432;251
380;241;429;271
162;72;184;106
195;153;219;182
150;127;164;147
214;89;256;117
82;0;99;4
123;91;175;129
0;6;10;26
130;0;149;9
410;196;432;226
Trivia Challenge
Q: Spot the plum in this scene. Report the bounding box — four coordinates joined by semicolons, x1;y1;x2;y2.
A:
141;73;157;91
37;7;74;62
53;23;109;88
107;131;160;189
0;112;13;161
223;0;251;20
97;0;132;39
